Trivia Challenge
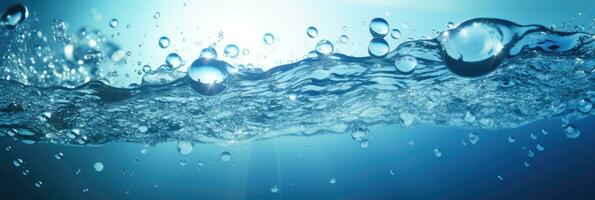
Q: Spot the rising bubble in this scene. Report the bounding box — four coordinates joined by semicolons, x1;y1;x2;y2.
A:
177;141;193;155
339;35;349;43
220;151;231;162
577;99;592;113
93;162;104;172
562;124;581;139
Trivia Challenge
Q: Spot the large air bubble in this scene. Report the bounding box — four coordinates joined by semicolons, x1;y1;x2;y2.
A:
187;58;231;96
440;19;516;77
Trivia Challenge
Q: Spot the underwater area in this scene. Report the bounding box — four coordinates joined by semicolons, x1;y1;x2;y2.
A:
0;0;594;199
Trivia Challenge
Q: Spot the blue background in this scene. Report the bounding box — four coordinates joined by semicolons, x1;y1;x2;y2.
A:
1;0;594;199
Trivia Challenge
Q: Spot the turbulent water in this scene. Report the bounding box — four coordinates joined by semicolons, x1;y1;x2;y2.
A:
0;7;594;145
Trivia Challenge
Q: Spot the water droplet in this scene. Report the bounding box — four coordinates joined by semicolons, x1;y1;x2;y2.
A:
93;162;104;172
306;26;318;38
441;19;509;77
0;3;29;30
536;144;544;151
562;124;581;139
339;35;349;44
126;24;131;29
577;99;592;113
315;40;334;56
329;178;336;184
220;151;231;162
369;18;389;38
153;12;160;19
199;47;218;59
177;141;193;155
368;38;389;58
223;44;239;58
242;49;250;56
467;132;480;145
507;136;515;143
109;18;119;28
390;29;401;39
158;36;170;49
187;58;231;96
54;152;64;160
395;55;417;73
34;181;43;188
165;53;182;68
433;148;442;157
447;22;455;29
270;185;279;193
263;33;275;45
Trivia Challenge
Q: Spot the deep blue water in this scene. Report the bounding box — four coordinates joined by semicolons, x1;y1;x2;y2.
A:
1;0;595;199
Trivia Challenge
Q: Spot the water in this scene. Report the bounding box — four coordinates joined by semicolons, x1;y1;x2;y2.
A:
1;1;594;199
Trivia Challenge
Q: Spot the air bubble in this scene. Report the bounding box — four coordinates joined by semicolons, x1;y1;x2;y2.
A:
562;124;581;139
220;151;231;162
177;141;193;155
441;19;511;77
93;162;104;172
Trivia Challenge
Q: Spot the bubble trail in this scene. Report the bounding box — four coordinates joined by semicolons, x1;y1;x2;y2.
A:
0;18;593;145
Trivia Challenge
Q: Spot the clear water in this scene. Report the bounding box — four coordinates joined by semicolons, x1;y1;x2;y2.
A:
0;1;594;199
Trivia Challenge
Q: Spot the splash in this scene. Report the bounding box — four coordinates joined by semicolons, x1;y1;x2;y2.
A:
0;7;593;145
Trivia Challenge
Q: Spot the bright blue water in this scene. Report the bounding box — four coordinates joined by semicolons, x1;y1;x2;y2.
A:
1;1;594;199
